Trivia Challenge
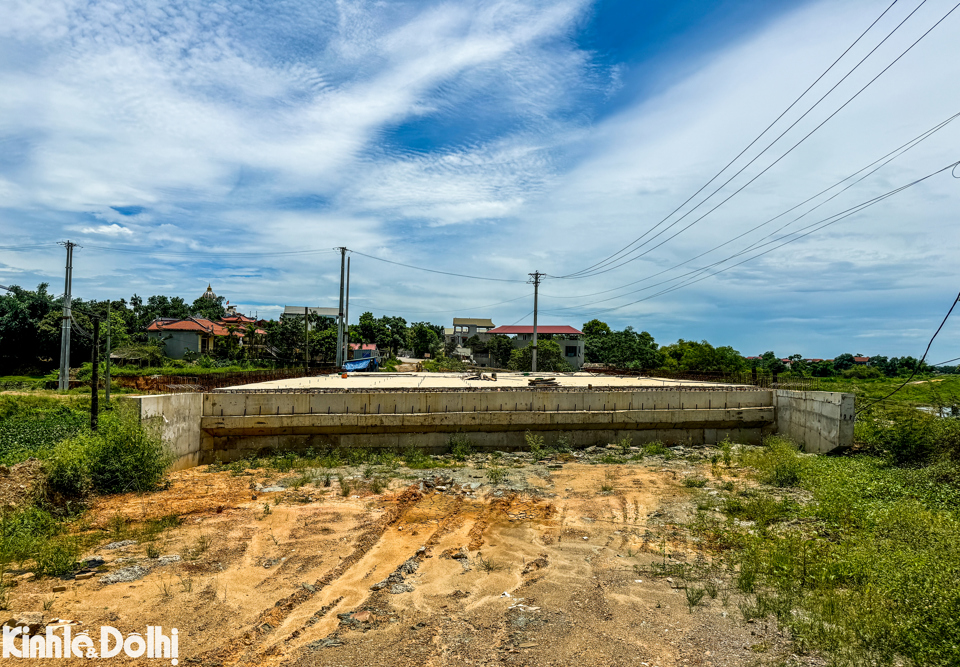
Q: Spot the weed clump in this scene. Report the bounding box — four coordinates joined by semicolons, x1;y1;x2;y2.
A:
46;406;170;498
449;434;473;461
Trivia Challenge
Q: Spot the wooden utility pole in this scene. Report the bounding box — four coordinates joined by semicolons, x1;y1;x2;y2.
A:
529;271;543;372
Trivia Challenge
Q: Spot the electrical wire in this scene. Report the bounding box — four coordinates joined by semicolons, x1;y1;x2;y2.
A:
931;356;960;366
856;291;960;412
510;310;534;325
541;160;959;316
555;0;906;278
361;292;533;317
539;109;960;303
558;0;958;280
83;244;340;258
0;243;59;251
346;249;527;283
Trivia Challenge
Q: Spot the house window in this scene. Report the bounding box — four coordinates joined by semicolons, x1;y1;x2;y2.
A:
565;345;578;357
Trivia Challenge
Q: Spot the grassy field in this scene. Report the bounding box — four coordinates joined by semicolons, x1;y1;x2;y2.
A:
818;374;960;409
685;438;960;667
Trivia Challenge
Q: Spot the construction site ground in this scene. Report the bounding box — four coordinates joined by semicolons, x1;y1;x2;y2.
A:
4;445;818;667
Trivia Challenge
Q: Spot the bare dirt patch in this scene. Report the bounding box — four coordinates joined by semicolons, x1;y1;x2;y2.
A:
4;451;812;666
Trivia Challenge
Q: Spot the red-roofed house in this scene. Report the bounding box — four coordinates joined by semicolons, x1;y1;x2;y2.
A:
853;356;871;365
146;316;263;359
486;325;585;369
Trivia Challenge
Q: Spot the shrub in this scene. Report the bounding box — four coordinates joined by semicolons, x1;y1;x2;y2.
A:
525;431;546;458
449;433;473;461
46;405;171;497
740;436;802;487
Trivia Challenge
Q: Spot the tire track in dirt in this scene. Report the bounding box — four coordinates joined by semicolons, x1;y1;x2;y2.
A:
202;485;425;667
275;492;475;662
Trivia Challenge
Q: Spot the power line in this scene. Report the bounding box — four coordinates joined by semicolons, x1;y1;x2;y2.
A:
542;159;959;316
83;244;340;258
931;356;960;366
559;0;957;280
510;310;534;325
540;109;960;303
555;0;906;278
856;291;960;412
361;292;533;317
347;249;527;283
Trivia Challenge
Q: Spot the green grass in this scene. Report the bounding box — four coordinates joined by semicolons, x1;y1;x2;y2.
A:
0;406;88;465
695;438;960;666
820;374;960;410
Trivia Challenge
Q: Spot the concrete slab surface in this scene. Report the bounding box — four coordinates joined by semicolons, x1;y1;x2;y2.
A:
227;372;736;391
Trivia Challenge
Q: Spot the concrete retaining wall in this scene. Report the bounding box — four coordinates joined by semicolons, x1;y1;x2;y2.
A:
136;393;203;471
775;390;855;453
134;387;854;468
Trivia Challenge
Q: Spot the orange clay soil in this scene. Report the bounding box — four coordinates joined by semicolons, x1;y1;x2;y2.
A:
6;461;807;667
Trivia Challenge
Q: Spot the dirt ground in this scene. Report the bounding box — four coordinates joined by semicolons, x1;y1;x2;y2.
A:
4;449;812;666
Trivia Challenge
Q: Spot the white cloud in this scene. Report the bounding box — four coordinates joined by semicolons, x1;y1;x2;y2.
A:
0;0;958;357
79;223;134;236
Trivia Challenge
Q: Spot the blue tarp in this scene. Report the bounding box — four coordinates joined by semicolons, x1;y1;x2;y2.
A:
343;358;377;372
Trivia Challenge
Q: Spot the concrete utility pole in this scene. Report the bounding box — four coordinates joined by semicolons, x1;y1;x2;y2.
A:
91;317;100;431
344;257;351;363
58;241;77;391
336;247;346;367
529;271;543;373
105;301;111;403
304;306;309;373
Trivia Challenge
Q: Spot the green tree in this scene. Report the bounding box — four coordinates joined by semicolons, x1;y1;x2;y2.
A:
190;294;225;321
659;339;745;373
582;319;611;338
408;322;441;358
357;312;386;346
760;351;786;374
833;353;856;371
485;335;514;368
308;327;339;362
0;283;60;373
507;339;572;372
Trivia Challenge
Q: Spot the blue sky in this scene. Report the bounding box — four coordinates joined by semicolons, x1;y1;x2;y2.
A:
1;0;958;360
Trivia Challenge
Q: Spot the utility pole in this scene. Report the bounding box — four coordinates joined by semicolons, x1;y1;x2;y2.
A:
91;317;100;431
58;241;77;391
344;256;351;363
529;271;543;373
304;306;309;373
336;247;346;367
105;301;111;404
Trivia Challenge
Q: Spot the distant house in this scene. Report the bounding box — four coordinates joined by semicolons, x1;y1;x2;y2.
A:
446;317;495;347
485;325;585;369
349;343;379;359
853;356;871;365
282;306;339;331
146;317;236;359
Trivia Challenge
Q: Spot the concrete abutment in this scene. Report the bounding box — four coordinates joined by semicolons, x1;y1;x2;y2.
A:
134;386;854;469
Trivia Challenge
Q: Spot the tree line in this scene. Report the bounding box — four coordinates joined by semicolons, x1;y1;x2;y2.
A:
0;283;946;376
